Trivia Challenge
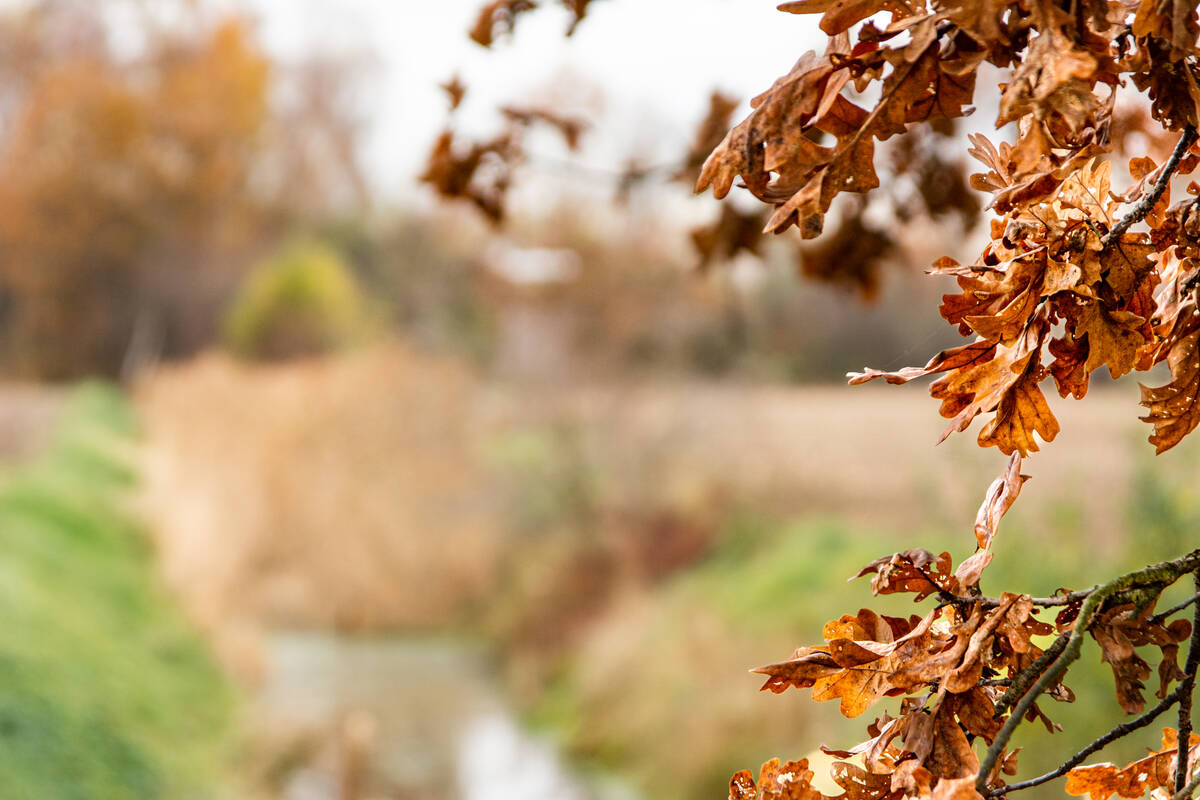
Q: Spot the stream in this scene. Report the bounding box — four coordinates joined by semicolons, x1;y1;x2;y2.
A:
256;631;624;800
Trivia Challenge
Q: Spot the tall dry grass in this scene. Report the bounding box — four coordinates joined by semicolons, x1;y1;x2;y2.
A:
135;342;1154;679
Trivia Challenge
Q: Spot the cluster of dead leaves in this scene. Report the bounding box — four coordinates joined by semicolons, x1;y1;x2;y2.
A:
1088;602;1194;714
731;453;1196;800
695;7;981;238
1066;729;1200;800
419;78;588;222
692;0;1200;454
737;460;1036;798
447;8;983;293
468;0;597;46
698;5;1200;800
689;108;978;292
851;146;1200;455
739;589;1051;799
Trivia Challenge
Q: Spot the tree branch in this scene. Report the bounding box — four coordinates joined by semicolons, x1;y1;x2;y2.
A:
994;631;1070;718
1175;572;1200;794
1152;591;1200;627
1172;768;1200;800
976;549;1200;793
989;683;1187;796
943;588;1096;610
1101;125;1198;249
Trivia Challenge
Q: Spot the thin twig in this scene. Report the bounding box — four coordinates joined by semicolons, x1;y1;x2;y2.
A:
943;588;1097;610
1172;768;1200;800
976;549;1200;794
1101;125;1198;248
1151;591;1200;627
1175;572;1200;794
989;683;1187;796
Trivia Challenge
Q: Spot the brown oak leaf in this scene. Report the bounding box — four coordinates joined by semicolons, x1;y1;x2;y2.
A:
469;0;538;47
976;359;1060;455
1074;302;1148;379
854;550;959;600
1090;604;1193;713
730;758;831;800
1141;322;1200;453
1065;729;1200;800
849;340;997;386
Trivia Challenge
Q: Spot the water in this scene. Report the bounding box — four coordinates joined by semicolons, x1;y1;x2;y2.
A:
255;631;606;800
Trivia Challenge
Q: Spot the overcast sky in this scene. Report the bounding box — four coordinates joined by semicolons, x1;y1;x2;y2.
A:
233;1;826;202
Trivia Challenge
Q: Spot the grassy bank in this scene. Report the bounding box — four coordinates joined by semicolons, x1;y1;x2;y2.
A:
526;507;1187;800
0;385;235;799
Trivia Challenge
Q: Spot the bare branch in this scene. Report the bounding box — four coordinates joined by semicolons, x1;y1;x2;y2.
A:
1101;125;1198;248
1175;572;1200;794
1151;591;1200;627
976;549;1200;793
1172;768;1200;800
989;683;1187;796
943;588;1096;610
994;631;1070;718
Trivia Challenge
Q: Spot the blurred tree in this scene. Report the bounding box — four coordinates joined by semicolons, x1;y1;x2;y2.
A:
0;2;367;379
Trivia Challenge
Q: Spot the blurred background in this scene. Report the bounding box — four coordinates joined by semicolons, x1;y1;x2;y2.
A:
0;1;1194;799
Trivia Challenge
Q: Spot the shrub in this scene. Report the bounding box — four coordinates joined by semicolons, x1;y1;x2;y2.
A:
222;238;376;360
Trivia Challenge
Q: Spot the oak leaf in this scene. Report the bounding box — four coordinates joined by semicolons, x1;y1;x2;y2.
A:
469;0;538;47
730;758;831;800
849;340;996;386
1132;0;1200;61
1065;729;1200;800
691;205;767;271
755;608;945;717
1141;322;1200;453
854;550;958;600
957;453;1027;588
777;0;923;37
976;360;1060;456
1074;302;1148;379
997;27;1099;131
1048;334;1090;399
1090;604;1193;712
930;316;1047;446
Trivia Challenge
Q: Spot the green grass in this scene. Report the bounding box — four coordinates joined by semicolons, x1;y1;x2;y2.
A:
0;384;235;799
527;503;1188;800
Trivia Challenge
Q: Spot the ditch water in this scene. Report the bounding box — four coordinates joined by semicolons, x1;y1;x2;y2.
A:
256;631;623;800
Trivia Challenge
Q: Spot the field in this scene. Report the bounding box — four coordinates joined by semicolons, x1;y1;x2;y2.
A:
123;343;1198;800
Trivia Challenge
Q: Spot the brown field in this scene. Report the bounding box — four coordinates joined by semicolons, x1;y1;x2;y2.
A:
133;343;1159;671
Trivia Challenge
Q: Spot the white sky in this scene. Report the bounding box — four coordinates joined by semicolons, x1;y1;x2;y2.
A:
234;0;826;203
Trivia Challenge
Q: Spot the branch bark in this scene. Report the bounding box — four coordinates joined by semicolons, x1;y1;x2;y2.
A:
976;549;1200;793
1175;572;1200;794
993;631;1069;718
1151;590;1200;627
1172;768;1200;800
990;683;1187;796
1101;125;1198;249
